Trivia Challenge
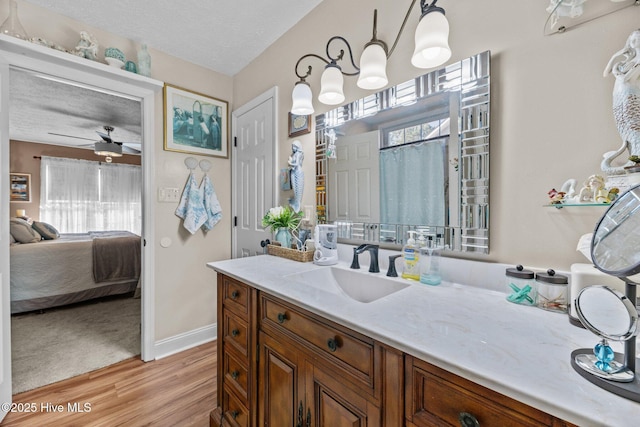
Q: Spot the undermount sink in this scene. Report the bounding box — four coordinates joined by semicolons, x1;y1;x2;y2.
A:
284;267;410;303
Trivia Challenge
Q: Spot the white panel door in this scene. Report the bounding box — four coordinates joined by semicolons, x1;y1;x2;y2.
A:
232;88;276;258
0;57;11;421
328;130;380;223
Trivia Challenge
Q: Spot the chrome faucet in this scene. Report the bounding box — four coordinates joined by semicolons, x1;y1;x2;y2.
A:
350;244;379;273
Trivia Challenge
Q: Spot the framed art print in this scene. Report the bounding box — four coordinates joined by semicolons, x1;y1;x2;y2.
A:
10;173;31;202
164;84;229;158
288;112;311;137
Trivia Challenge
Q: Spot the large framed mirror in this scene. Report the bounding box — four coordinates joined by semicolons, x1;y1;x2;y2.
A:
315;51;490;253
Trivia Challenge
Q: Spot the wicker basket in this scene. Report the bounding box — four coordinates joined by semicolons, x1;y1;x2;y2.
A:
267;244;314;263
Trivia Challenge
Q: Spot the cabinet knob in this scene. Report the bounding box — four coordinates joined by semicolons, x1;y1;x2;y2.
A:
230;370;239;380
229;410;239;420
231;329;240;337
277;312;288;324
327;337;338;352
231;290;240;300
459;411;480;427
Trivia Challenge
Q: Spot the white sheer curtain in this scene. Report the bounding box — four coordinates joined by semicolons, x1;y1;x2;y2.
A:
40;156;141;234
379;140;446;226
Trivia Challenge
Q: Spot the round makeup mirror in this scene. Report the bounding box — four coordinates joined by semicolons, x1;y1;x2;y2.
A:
571;184;640;401
591;184;640;277
576;286;638;341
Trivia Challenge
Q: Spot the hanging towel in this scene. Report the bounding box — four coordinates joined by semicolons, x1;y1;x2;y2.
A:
201;174;222;231
175;172;207;234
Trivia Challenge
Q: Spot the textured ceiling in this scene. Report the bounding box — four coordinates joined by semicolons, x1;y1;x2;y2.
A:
23;0;325;76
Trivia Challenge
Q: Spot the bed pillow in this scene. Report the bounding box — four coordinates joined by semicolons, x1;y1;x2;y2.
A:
31;221;60;240
10;218;41;243
10;233;16;244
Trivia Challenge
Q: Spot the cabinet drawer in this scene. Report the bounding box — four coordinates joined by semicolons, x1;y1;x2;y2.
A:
261;295;374;384
224;349;249;402
222;386;249;427
406;357;555;427
224;309;249;357
222;276;250;318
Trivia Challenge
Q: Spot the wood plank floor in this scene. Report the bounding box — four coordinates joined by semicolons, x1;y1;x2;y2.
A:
1;341;216;427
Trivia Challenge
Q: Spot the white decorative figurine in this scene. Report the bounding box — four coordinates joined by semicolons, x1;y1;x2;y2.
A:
74;31;98;60
288;140;304;213
601;30;640;176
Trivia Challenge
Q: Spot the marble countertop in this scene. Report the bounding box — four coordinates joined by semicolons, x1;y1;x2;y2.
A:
208;255;640;427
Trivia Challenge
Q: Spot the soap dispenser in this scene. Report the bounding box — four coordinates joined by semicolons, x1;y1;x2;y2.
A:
401;231;420;281
419;236;442;286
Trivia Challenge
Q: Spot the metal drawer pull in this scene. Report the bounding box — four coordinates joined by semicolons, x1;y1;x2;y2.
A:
459;411;480;427
229;410;239;420
296;401;304;427
230;290;240;300
230;370;239;380
277;312;288;324
231;329;240;337
327;337;338;352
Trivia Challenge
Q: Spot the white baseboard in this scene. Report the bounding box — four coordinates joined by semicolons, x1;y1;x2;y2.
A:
153;323;217;359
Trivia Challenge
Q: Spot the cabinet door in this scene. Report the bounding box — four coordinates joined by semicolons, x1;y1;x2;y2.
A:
259;331;305;427
309;360;381;427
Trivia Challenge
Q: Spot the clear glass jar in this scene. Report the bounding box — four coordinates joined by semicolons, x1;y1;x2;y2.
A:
505;265;535;306
535;269;569;313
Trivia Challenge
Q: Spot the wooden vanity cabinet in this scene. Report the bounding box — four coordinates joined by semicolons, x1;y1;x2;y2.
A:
210;273;574;427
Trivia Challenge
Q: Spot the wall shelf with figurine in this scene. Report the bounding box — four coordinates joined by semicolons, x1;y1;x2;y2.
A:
544;203;610;209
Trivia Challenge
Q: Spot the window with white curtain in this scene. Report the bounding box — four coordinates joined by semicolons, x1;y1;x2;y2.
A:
40;156;142;234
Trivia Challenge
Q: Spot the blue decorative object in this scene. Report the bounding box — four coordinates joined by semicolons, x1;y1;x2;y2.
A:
594;339;615;372
125;60;137;73
275;227;292;248
137;43;151;77
104;47;125;62
288;140;304;212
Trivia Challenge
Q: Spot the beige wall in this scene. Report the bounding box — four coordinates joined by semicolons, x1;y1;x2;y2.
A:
10;1;233;342
234;0;640;271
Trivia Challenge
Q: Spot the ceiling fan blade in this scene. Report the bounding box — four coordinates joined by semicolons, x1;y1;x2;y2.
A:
121;145;141;155
48;132;95;141
96;130;113;143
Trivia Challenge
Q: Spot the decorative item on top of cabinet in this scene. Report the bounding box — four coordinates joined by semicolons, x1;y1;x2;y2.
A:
405;355;576;427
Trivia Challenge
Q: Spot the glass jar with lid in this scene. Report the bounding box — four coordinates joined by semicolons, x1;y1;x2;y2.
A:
505;265;536;306
535;269;569;313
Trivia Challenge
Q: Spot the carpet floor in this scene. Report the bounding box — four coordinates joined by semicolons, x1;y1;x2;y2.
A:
10;295;141;394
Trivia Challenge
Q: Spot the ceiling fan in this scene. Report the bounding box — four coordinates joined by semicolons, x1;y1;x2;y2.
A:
48;125;142;162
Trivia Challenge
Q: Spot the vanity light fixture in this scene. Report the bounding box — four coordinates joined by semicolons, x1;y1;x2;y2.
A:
290;0;452;115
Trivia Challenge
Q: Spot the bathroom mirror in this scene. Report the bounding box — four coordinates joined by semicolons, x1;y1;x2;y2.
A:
575;286;638;342
315;51;490;253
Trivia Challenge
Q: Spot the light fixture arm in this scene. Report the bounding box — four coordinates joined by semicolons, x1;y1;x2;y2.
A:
294;35;360;81
386;0;419;58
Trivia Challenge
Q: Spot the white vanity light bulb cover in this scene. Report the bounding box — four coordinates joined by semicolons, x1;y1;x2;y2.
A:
357;42;388;90
318;65;345;105
291;81;315;115
411;9;451;69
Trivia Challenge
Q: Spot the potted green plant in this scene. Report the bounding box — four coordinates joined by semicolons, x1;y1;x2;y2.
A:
261;206;303;248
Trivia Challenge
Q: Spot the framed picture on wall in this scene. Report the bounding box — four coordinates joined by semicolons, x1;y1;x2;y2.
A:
10;173;31;202
163;84;229;158
288;113;311;137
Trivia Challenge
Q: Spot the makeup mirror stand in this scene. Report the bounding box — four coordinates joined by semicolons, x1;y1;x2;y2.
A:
571;281;640;402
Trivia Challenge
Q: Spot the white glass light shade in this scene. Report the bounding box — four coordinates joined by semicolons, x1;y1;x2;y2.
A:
94;142;123;157
357;42;388;90
411;10;451;69
318;65;345;105
291;81;315;115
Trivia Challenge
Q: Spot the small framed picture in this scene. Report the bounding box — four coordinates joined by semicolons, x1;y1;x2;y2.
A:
163;84;229;158
10;173;31;202
288;113;311;137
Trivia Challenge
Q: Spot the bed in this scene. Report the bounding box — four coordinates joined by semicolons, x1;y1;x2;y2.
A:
10;231;141;314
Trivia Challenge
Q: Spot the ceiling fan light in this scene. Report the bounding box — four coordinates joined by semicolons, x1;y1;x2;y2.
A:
318;64;345;105
291;80;315;115
411;8;451;69
94;141;123;157
357;42;388;90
